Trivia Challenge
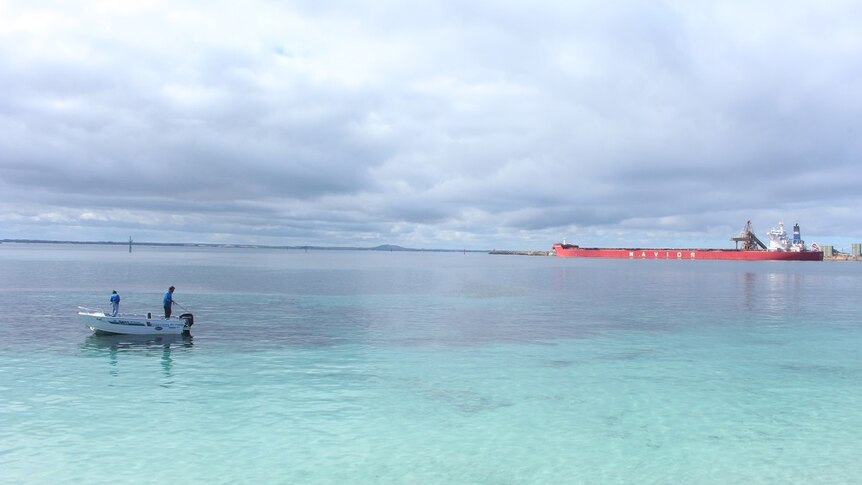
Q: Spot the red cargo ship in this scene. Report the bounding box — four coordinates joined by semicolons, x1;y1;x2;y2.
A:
553;221;823;261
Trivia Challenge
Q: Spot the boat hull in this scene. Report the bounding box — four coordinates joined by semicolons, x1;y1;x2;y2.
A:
553;244;823;261
79;312;192;335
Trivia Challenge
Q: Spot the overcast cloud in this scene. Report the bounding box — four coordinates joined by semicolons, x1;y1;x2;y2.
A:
1;0;861;249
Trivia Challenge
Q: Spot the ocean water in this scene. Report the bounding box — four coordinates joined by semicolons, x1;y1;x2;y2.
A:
1;244;861;484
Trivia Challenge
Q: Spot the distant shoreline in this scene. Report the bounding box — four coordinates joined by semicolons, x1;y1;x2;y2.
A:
0;239;489;253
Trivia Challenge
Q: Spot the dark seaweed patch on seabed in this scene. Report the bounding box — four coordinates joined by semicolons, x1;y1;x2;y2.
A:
778;363;859;380
421;387;514;414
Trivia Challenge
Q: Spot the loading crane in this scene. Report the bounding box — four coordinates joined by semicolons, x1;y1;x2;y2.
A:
730;220;767;250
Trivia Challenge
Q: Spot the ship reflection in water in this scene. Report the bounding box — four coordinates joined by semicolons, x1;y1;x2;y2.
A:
80;333;194;379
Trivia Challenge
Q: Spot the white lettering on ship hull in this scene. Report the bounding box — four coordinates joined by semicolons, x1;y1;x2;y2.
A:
628;251;697;259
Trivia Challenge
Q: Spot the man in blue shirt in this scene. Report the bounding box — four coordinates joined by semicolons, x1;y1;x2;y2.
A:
110;290;120;316
163;286;175;318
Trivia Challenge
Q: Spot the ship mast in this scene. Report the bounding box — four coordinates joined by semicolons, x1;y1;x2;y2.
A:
730;220;766;250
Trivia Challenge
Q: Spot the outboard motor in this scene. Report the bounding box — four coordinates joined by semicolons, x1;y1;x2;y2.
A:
180;313;194;334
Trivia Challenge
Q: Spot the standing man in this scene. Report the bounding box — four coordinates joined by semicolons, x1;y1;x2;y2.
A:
110;290;120;316
163;286;175;319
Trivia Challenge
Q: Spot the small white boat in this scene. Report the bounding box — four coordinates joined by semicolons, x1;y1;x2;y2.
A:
78;307;195;335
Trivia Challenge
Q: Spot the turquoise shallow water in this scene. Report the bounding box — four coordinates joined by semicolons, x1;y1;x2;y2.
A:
1;244;861;484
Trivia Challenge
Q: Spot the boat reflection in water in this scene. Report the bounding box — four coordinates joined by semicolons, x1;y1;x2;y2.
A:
80;333;194;378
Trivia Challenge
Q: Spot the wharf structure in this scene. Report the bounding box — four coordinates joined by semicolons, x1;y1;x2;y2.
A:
822;244;862;261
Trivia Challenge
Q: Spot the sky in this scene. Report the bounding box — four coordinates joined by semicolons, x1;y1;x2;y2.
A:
1;0;861;250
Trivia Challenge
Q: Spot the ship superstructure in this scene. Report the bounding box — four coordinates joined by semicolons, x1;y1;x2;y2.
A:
765;222;809;252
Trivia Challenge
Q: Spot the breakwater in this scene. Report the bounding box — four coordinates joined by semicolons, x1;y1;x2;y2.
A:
489;250;553;256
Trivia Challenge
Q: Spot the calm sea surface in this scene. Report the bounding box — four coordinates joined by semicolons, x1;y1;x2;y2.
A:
1;243;861;484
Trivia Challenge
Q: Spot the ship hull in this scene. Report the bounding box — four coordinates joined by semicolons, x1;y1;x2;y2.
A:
553;244;823;261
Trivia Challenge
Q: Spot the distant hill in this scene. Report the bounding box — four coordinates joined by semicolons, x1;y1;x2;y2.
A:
371;244;409;251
